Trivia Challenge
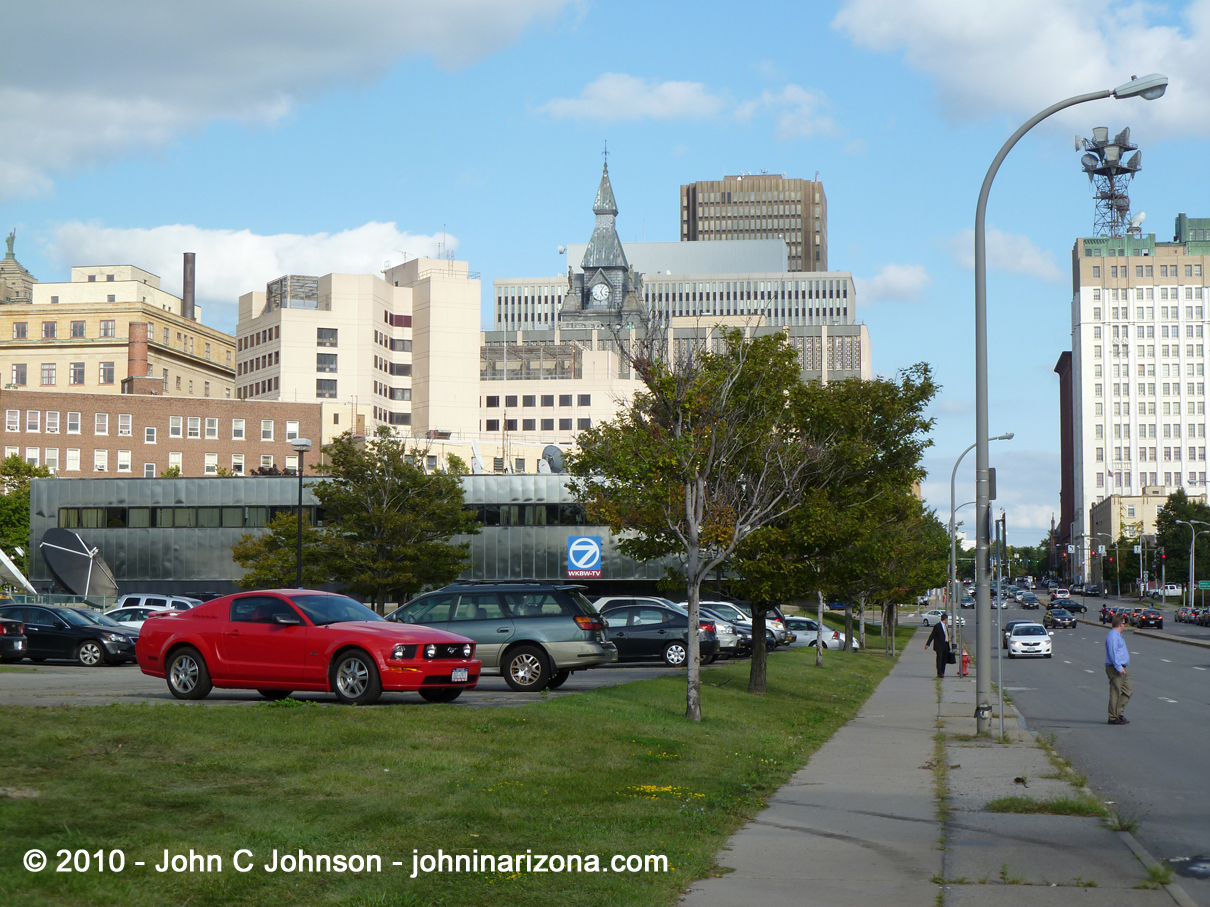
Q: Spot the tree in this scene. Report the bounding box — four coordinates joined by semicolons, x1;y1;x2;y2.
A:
1154;488;1210;594
231;511;328;590
311;427;480;610
0;455;50;577
570;328;835;720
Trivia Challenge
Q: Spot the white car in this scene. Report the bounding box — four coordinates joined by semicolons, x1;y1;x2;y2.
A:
783;616;860;650
688;600;789;645
1051;588;1071;600
921;609;965;626
103;605;176;631
1006;622;1053;658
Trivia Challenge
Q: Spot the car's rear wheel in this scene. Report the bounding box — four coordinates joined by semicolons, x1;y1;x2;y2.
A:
166;647;212;700
502;645;550;691
332;650;382;705
258;689;292;701
662;642;688;666
702;654;717;665
76;639;104;667
419;687;463;703
546;669;571;690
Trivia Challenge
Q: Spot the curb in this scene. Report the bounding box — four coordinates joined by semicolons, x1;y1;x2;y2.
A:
1075;617;1210;650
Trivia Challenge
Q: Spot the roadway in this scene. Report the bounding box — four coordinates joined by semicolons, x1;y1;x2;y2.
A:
993;599;1210;903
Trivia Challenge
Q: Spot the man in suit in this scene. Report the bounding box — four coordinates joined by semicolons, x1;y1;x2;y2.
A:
925;613;951;677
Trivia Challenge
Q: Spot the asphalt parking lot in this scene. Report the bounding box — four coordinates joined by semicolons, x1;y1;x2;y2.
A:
0;661;682;708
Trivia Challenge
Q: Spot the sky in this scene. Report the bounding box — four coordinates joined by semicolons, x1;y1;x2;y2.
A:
5;0;1210;546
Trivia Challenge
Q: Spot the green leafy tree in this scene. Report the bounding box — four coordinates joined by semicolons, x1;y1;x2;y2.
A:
312;427;480;610
0;454;50;576
231;512;328;590
1154;488;1210;596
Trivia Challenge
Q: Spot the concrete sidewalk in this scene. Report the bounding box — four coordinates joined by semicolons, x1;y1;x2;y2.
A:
681;628;1194;907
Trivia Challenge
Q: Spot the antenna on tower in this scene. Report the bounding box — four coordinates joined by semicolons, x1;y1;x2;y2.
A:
1075;126;1142;237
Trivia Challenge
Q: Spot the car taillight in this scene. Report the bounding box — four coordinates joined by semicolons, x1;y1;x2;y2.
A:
574;615;603;632
700;621;715;633
832;631;840;639
0;622;21;636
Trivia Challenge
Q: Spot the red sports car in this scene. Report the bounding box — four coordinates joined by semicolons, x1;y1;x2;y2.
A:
136;590;480;704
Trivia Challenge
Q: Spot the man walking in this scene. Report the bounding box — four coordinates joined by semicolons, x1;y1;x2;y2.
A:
925;613;951;678
1105;613;1132;725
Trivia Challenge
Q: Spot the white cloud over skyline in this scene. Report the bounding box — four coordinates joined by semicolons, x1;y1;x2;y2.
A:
947;227;1065;282
540;74;727;121
855;263;932;304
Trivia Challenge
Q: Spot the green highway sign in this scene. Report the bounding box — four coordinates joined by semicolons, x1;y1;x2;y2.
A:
1199;581;1210;590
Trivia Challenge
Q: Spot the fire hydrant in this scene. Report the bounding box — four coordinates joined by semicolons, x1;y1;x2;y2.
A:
961;649;971;677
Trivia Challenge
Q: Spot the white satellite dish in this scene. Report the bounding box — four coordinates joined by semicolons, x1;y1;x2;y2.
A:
1130;212;1146;228
557;246;566;255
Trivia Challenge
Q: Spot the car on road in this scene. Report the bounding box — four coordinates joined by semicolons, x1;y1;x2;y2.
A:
921;609;965;626
0;615;27;663
1002;619;1033;648
1133;609;1164;629
387;582;616;692
599;602;719;666
1049;599;1087;614
959;595;976;609
1084;584;1104;597
139;589;481;704
0;604;136;666
1042;608;1076;629
1151;584;1183;600
1051;588;1071;601
1020;593;1040;609
1006;622;1053;658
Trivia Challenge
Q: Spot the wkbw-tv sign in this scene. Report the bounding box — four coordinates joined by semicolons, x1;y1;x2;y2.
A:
567;536;602;578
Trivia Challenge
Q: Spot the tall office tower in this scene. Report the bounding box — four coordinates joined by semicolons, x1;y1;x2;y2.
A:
1067;213;1210;577
680;174;827;272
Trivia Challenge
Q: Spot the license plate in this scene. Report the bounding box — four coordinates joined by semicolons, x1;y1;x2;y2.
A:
451;668;468;683
15;641;23;649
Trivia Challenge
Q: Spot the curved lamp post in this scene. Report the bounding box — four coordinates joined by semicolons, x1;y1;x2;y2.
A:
949;434;1013;632
1174;519;1210;607
973;73;1167;734
290;437;313;588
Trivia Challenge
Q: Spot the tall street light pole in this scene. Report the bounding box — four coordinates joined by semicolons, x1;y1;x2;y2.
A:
291;437;313;588
950;435;1012;630
1175;519;1210;607
973;73;1167;735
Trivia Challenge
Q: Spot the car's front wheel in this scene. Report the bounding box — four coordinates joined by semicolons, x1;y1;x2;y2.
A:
419;687;463;703
75;639;105;667
166;647;212;700
502;645;550;692
331;650;382;705
663;641;688;666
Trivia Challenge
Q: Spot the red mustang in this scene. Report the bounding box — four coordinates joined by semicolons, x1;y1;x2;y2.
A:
136;590;480;705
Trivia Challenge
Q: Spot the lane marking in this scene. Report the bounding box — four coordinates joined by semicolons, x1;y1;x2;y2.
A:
1063;660;1073;664
1085;669;1096;674
1159;697;1179;703
1161;658;1172;663
1194;667;1207;672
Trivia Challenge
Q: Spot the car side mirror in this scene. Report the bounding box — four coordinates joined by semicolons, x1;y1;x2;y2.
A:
272;613;304;626
54;619;69;629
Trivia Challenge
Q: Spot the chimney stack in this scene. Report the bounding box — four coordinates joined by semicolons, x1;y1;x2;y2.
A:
182;252;196;321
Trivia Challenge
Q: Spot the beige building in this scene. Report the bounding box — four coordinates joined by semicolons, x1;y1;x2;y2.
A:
0;263;235;400
236;258;480;447
680;174;827;271
1;230;36;305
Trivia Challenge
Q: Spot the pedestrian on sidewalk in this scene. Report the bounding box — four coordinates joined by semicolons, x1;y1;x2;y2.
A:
925;612;951;677
1105;613;1132;725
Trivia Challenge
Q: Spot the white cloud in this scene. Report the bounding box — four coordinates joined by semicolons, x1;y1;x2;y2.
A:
833;0;1210;138
735;84;838;140
855;263;932;304
0;1;570;197
947;227;1064;282
44;221;455;332
540;74;726;121
921;449;1060;544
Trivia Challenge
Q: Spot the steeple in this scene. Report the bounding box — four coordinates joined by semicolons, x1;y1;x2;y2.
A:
583;160;627;270
592;161;618;216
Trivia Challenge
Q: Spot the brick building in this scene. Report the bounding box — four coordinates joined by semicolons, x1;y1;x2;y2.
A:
0;389;321;478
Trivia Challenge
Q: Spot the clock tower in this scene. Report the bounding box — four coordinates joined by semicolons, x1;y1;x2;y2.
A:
562;158;642;326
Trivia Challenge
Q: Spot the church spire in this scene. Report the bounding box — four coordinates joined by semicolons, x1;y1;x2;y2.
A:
592;157;618;217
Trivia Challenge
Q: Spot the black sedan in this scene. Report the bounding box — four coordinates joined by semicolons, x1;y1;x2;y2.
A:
601;603;719;666
1043;608;1076;629
1135;609;1164;629
0;616;27;662
0;605;136;666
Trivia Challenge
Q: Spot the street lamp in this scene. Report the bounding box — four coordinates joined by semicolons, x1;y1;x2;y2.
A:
1093;532;1120;598
973;73;1166;735
290;437;313;588
1174;519;1210;606
949;434;1013;631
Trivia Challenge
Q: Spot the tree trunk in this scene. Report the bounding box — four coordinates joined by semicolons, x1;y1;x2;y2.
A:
748;606;767;694
843;601;853;652
686;552;702;722
858;596;867;650
888;602;896;656
815;590;825;666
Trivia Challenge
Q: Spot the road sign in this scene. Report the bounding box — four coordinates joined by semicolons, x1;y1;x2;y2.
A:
1199;580;1210;590
1134;545;1142;554
567;536;602;578
1142;571;1149;581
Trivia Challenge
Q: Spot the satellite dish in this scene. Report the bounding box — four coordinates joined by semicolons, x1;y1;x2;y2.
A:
557;246;566;255
0;548;35;594
1093;126;1109;144
1080;153;1099;170
536;458;551;474
39;528;119;598
1126;150;1142;170
542;445;565;474
1131;212;1146;228
1074;135;1082;151
1114;127;1131;146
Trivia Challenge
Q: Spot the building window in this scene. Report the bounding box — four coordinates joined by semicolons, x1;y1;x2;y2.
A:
316;353;338;372
11;364;26;386
485;419;500;432
232;418;245;440
24;410;40;433
523;395;536;407
204;453;218;475
204;381;210;397
505;395;518;407
41;322;56;339
12;322;26;340
45;448;58;470
204;342;211;360
485;396;500;408
169;452;182;471
285;455;298;472
523;419;536;431
3;410;17;432
541;394;554;407
187;417;200;439
170;416;183;438
559;418;573;431
94;413;108;435
145;427;156;443
577;418;592;430
232;454;244;475
94;450;108;472
66;449;80;471
100;320;115;338
24;448;39;467
45;412;58;433
118;414;131;436
205;417;218;439
67;412;80;434
69;362;85;385
70;321;86;338
260;455;274;469
317;328;338;347
316;379;337;398
286;421;298;441
261;420;273;441
99;362;115;384
559;394;573;406
176;377;181;390
144;463;155;478
541;418;554;431
40;364;56;386
117;450;131;473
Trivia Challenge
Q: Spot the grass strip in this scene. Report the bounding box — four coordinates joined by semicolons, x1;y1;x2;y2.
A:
985;795;1109;818
0;631;911;907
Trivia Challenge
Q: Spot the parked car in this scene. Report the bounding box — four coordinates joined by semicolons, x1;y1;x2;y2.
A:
113;593;200;613
693;600;789;646
1006;622;1053;658
1152;584;1183;600
104;605;177;631
387;582;616;692
0;615;27;663
0;604;136;666
1020;593;1040;609
139;589;481;703
661;601;744;659
1051;588;1071;601
599;602;719;666
68;608;140;648
921;609;965;626
1134;609;1164;629
783;616;861;649
1176;606;1195;622
1042;608;1076;629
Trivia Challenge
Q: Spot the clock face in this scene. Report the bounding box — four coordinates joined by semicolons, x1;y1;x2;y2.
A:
592;283;610;302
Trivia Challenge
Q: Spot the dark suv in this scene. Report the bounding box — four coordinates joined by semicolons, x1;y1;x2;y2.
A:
386;582;616;692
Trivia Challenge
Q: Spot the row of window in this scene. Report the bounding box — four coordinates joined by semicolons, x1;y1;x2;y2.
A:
4;410;299;441
239;350;279;375
59;504;317;530
1095;364;1197;379
240;324;281;351
1093;345;1206;361
1090;421;1207;438
1092;287;1204;303
1095;306;1204;321
1096;471;1206;488
484;394;589;408
1096;446;1208;462
1095;385;1208;401
239;378;336;399
370;406;411;426
9;362;115;386
374;356;411;377
11;320;117;340
12;447;288;475
373;330;411;352
484;417;590;432
466;503;592;526
1090;262;1204;278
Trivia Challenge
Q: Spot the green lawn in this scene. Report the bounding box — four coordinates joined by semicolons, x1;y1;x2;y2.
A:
0;633;910;907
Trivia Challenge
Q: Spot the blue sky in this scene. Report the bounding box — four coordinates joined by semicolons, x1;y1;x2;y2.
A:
5;0;1210;545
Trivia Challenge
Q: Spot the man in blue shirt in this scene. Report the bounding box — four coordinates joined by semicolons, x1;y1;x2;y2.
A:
1104;613;1132;725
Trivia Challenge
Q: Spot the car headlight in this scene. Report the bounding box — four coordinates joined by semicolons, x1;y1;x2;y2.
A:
391;644;417;660
425;644;437;659
101;632;127;643
462;643;473;658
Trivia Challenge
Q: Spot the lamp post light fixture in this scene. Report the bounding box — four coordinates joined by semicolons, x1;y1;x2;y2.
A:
290;438;313;588
972;73;1166;735
1174;519;1210;606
